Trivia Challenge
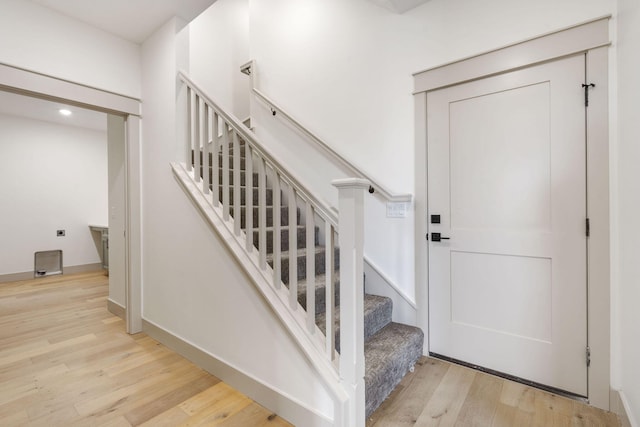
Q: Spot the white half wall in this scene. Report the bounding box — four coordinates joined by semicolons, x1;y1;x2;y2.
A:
0;0;141;98
0;113;108;276
615;0;640;423
141;17;335;423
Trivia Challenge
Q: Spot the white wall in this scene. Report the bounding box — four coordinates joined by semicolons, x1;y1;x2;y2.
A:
248;0;615;302
615;0;640;422
0;0;141;98
189;0;250;120
0;113;108;276
140;17;334;423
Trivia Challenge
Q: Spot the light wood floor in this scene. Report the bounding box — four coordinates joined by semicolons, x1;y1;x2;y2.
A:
0;271;292;426
0;271;621;427
368;357;620;427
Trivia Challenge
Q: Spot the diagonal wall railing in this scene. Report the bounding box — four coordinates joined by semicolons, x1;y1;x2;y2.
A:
241;60;412;204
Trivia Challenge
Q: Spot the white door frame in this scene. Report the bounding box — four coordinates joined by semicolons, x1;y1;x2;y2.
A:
0;62;143;334
413;17;611;410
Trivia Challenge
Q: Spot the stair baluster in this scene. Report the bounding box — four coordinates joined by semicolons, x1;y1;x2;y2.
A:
194;94;201;185
244;145;254;253
324;221;336;361
221;121;231;221
202;103;210;196
287;183;298;311
305;201;316;333
232;131;241;237
211;112;220;207
257;156;268;270
272;171;282;288
186;87;193;174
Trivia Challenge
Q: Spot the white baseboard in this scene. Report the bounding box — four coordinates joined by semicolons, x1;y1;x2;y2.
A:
142;319;333;427
65;263;104;275
364;257;417;326
0;263;104;283
107;299;126;320
0;270;34;283
611;388;637;427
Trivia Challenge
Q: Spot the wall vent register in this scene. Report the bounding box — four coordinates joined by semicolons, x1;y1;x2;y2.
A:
34;250;63;277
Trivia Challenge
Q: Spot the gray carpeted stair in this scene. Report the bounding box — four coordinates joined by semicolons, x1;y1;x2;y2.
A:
252;225;318;252
267;246;340;284
364;322;425;417
218;185;277;206
316;294;392;352
229;204;300;228
195;141;424;419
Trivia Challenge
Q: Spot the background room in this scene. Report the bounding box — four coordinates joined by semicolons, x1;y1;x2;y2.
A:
0;91;124;314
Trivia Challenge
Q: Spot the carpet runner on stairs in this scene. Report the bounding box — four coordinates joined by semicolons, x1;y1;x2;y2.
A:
195;142;424;418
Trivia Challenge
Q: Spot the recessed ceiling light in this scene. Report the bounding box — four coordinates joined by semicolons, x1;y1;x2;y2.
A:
59;109;72;116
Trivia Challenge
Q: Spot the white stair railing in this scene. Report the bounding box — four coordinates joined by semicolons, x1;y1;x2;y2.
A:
175;71;366;426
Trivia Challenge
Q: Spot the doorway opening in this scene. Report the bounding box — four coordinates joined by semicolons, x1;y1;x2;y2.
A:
0;62;142;334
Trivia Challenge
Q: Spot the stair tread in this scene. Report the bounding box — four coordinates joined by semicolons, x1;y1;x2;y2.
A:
266;246;333;261
365;323;423;375
291;273;339;299
290;273;340;315
294;271;338;286
315;294;392;353
253;224;308;232
231;205;295;211
290;271;337;286
316;294;390;335
364;322;424;418
218;184;268;189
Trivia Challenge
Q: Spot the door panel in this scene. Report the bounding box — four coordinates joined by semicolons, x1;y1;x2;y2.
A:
451;251;552;343
427;54;587;396
450;83;551;232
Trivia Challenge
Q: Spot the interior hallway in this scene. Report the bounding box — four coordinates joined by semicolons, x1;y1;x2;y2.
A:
0;271;621;426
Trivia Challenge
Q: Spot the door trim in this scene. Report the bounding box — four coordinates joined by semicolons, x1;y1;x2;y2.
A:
413;17;610;410
0;62;143;335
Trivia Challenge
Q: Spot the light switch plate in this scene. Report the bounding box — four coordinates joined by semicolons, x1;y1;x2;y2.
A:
386;202;408;218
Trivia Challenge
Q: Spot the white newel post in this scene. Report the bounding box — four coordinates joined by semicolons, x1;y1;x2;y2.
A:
332;178;369;427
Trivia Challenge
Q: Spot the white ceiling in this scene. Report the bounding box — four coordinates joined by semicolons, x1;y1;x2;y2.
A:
28;0;218;43
26;0;430;45
368;0;431;13
0;91;107;132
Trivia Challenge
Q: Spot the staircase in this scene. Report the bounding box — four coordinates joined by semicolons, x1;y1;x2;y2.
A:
176;71;423;424
196;138;423;418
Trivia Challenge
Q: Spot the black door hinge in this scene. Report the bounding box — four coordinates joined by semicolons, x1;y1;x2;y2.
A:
586;346;591;367
586;218;590;237
582;83;595;107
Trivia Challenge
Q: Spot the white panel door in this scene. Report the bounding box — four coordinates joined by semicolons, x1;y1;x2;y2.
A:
427;54;588;396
